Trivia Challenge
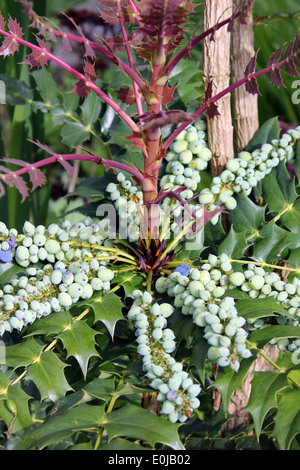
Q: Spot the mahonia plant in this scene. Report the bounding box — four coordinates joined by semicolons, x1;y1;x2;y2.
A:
0;0;300;451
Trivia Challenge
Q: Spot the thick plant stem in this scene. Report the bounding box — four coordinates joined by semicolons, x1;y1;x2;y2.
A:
231;0;259;152
202;0;234;176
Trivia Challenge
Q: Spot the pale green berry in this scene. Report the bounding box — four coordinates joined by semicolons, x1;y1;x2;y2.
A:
173;140;188;154
179;150;193;164
151;303;161;316
198;148;212;161
106;183;117;192
97;268;114;282
159;303;174;318
199;190;214;205
81;283;93;299
229;272;245;287
44;239;60;254
50;269;63;285
248;274;265;290
90;278;103;291
224;196;237;210
168;375;182;391
58;292;72;308
152;327;163;340
16;246;29;261
68;283;83;298
23;221;35;235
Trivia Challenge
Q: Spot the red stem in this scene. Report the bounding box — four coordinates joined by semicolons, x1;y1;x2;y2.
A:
0;153;146;184
0;28;140;133
163;54;296;151
117;0;144;121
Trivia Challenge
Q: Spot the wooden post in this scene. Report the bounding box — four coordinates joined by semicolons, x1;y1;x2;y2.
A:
203;0;234;177
231;0;259;153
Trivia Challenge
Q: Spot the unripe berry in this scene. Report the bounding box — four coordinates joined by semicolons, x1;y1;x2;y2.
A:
44;239;60;254
229;272;246;287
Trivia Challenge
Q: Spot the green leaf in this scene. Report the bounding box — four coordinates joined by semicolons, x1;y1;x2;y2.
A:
0;377;33;432
251;221;293;263
58;320;100;378
60;121;90;147
210;357;256;411
273;389;300;450
0;73;33;105
81;92;102;127
104;404;185;450
250;325;300;348
235;297;292;322
245;116;280;152
217;225;249;259
262;161;298;212
21;403;105;449
26;350;72;402
81;292;125;339
112;272;145;298
99;438;149;450
26;311;72;336
245;371;288;437
82;377;115;403
31;68;60;107
228;192;266;236
190;330;209;385
4;337;44;369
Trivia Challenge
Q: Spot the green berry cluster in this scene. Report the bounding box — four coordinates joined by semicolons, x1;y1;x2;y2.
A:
128;289;201;423
106;173;143;242
156;254;252;371
0;260;114;335
0;218;116;335
160;119;211;200
198;127;300;225
0;217;114;268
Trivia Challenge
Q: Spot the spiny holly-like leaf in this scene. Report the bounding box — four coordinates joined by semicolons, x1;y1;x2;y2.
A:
245;371;288;438
24;37;50;68
21;403;106;450
26;350;72;402
245;51;260;94
104;35;125;52
162;84;177;107
99;8;119;26
205;81;220;119
30;140;75;177
104;404;185;450
210;357;256;411
80;291;125;339
0;12;5;30
57;320;100;379
125;130;147;153
116;87;137;105
140;0;196;40
273;389;300;450
0;170;29;201
71;60;97;98
0;17;24;57
0;159;44;195
62;14;95;58
8;16;23;38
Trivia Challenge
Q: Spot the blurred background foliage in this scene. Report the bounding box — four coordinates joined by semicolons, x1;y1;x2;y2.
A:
0;0;299;231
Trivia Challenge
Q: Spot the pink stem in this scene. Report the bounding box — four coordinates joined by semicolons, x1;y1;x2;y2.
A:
117;0;144;120
163;54;297;151
0;153;146;184
166;19;231;76
0;28;140;133
20;1;147;92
